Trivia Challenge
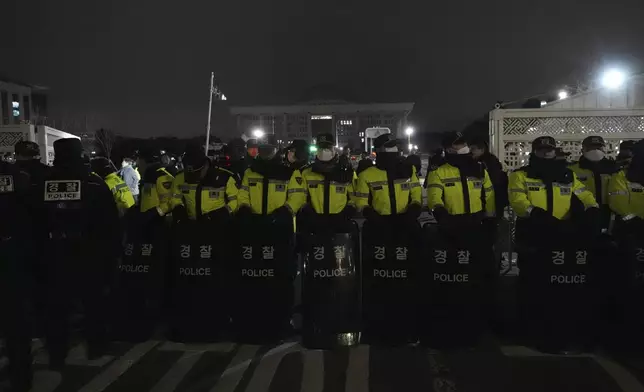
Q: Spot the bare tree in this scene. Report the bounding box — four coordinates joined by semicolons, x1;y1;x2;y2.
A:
95;128;116;159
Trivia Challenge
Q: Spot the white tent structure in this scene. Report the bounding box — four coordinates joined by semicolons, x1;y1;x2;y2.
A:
489;74;644;169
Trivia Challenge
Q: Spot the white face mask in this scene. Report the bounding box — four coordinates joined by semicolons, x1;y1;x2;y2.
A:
384;146;399;153
584;150;605;162
122;161;129;167
456;146;470;155
317;149;335;162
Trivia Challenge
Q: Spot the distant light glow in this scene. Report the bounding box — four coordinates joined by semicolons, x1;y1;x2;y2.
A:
601;69;626;89
414;145;419;150
405;127;414;136
252;129;264;138
221;94;227;101
540;101;547;107
12;101;19;109
408;144;413;151
558;91;568;100
311;115;332;120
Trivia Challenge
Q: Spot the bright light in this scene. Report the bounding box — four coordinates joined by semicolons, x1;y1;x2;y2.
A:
408;144;413;151
221;94;227;101
414;145;419;150
540;101;547;107
558;90;568;100
405;127;414;136
12;101;19;109
252;129;264;138
309;145;318;152
601;69;626;89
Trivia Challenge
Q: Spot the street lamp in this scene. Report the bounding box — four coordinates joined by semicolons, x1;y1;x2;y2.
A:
558;90;568;100
601;69;626;89
405;127;414;145
252;128;264;139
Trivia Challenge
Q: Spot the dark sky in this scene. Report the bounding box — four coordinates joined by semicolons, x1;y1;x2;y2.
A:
3;0;644;138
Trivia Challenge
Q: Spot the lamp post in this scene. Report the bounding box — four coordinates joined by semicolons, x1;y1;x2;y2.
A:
405;127;414;146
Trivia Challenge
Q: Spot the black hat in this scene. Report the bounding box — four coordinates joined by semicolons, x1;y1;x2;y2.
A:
288;139;310;150
582;136;606;148
468;136;489;149
373;133;397;149
90;157;116;177
620;140;638;152
316;133;334;148
53;138;84;163
137;147;160;162
531;136;556;150
246;138;258;148
441;131;466;148
182;143;208;170
14;141;40;157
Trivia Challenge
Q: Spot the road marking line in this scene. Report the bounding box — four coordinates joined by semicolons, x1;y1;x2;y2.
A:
245;342;301;392
158;342;235;353
149;351;204;392
590;356;644;392
502;345;644;392
345;345;369;392
209;345;261;392
301;350;324;392
77;340;159;392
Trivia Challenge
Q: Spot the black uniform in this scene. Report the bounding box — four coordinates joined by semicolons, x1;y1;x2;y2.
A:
34;139;121;368
0;161;35;390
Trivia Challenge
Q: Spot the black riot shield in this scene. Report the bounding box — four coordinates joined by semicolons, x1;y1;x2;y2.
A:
229;216;295;343
168;219;228;342
361;219;420;344
112;213;169;342
421;226;493;348
518;240;596;350
301;222;361;349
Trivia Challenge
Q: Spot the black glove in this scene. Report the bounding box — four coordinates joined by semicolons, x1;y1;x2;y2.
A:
205;207;231;221
362;206;381;224
432;207;449;224
342;205;357;220
529;207;553;225
172;205;189;225
298;204;317;221
272;206;293;224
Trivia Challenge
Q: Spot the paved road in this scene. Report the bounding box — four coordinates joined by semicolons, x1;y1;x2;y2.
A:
11;338;644;392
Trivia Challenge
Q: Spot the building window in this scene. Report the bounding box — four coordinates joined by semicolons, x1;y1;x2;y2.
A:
0;91;8;125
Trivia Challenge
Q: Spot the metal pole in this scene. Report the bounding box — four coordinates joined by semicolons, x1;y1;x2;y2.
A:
205;72;215;155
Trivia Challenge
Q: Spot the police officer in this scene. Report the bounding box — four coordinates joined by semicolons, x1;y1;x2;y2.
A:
136;148;174;219
608;140;644;234
569;136;618;230
0;159;35;391
14;140;50;185
171;143;239;222
238;135;306;225
91;157;135;216
299;133;356;233
616;140;638;170
427;132;496;236
354;133;422;224
285;139;310;171
509;136;599;242
36;138;121;370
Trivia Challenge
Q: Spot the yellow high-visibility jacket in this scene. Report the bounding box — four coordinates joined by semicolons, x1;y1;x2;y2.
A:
140;165;174;215
104;172;135;214
354;165;422;215
301;166;355;214
608;169;644;220
569;160;616;205
170;166;239;219
426;163;495;217
508;167;598;219
238;165;306;215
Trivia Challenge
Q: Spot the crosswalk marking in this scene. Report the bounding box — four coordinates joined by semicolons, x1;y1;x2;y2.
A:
210;345;261;392
300;350;324;392
158;342;235;353
245;342;301;392
78;340;159;392
345;345;369;392
149;351;204;392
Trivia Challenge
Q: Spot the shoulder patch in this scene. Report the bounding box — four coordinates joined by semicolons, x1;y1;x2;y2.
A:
44;180;81;201
296;177;303;185
0;175;14;193
162;181;172;190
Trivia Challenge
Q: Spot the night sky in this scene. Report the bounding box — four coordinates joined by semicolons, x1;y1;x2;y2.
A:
3;0;644;139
